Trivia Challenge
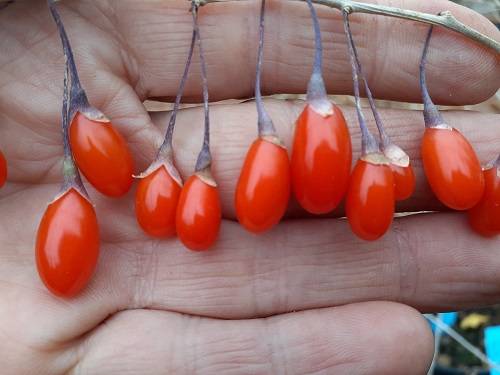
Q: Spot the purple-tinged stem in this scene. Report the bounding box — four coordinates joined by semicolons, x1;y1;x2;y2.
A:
487;154;500;169
420;25;447;129
47;0;91;119
58;46;90;201
159;29;196;154
191;1;212;173
342;10;378;156
343;15;389;144
305;0;332;116
255;0;277;137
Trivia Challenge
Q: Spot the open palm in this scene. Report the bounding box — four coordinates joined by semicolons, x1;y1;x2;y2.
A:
1;0;499;374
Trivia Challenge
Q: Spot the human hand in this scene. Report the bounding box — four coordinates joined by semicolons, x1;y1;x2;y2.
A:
0;0;499;374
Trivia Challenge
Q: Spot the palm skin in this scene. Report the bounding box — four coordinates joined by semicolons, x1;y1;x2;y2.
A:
0;0;499;374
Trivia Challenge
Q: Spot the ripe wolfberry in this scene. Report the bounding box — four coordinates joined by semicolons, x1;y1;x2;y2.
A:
468;158;500;236
176;173;221;251
236;136;290;233
70;111;134;197
388;162;415;201
421;127;484;210
135;165;182;237
36;188;100;297
419;25;484;210
0;150;6;188
291;104;352;214
346;157;395;241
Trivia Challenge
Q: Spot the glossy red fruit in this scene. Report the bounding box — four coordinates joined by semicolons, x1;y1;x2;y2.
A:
468;165;500;236
36;188;100;297
421;127;484;210
135;166;182;237
0;150;6;188
235;137;291;233
389;163;415;201
70;111;134;197
291;104;352;214
176;174;221;251
346;158;395;241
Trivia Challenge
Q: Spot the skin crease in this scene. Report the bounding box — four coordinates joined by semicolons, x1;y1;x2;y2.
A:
0;0;499;374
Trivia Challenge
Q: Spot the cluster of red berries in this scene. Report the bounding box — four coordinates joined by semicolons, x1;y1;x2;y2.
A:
0;0;495;298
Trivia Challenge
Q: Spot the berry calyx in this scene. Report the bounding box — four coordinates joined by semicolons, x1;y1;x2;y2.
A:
381;141;415;201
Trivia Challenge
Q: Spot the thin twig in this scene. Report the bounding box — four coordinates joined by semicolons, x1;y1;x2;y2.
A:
199;0;500;54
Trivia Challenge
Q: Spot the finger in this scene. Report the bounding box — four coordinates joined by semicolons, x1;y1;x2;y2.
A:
4;97;499;213
3;184;498;320
91;210;500;318
3;302;432;375
154;98;499;217
93;0;500;104
0;0;498;119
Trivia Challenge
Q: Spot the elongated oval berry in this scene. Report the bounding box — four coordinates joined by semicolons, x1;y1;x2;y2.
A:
291;104;352;214
0;149;6;188
468;164;500;236
235;137;291;233
421;127;484;210
70;112;134;197
389;163;415;201
135;166;182;238
176;174;221;251
346;157;395;241
36;188;100;297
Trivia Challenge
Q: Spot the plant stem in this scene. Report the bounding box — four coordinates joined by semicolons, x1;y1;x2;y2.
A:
420;25;448;129
199;0;500;54
47;0;90;115
59;45;89;200
159;29;197;154
342;10;378;156
305;0;332;115
191;0;212;173
343;13;388;143
255;0;277;137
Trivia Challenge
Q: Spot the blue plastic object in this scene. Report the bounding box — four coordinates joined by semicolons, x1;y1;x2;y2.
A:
485;326;500;375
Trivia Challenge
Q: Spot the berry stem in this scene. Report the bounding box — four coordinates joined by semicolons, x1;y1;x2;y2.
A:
342;9;378;156
255;0;277;137
47;0;91;119
305;0;332;116
343;15;389;144
58;42;90;201
420;25;448;129
487;154;500;170
159;29;196;155
191;1;212;173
